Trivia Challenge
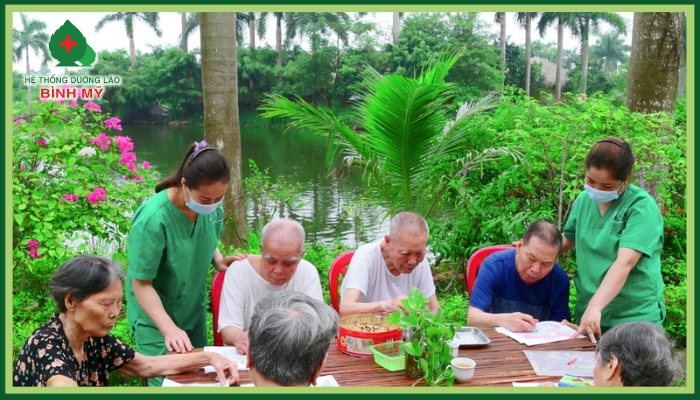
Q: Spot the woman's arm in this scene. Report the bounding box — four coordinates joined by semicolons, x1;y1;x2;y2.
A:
117;352;239;386
131;278;192;353
46;375;79;386
561;235;575;253
213;247;247;272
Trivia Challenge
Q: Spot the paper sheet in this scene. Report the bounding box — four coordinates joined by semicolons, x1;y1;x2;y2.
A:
202;346;249;371
512;382;544;387
495;321;586;346
162;377;231;387
523;350;596;377
240;375;340;387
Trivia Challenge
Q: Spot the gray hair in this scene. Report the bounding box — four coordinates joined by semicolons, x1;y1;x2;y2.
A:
248;291;339;386
389;211;429;238
260;218;306;254
49;255;124;313
596;321;677;386
523;220;563;253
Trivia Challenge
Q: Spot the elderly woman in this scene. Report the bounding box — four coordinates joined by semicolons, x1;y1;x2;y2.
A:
12;255;239;387
593;321;677;387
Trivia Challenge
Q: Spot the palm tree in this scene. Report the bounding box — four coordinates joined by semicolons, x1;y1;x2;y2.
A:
180;12;248;49
392;12;406;46
515;12;539;96
95;12;162;70
248;12;270;51
562;48;579;70
259;51;520;218
570;12;627;95
200;12;246;248
590;31;630;76
494;13;507;78
537;13;577;100
181;12;187;52
12;13;51;112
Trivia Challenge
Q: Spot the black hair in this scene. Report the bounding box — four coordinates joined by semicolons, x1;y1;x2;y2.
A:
49;255;124;313
155;143;231;193
584;138;635;181
522;221;563;253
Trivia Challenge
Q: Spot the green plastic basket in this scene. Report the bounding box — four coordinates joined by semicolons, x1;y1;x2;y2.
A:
369;340;406;372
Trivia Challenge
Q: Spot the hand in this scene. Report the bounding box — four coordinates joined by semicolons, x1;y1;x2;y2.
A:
572;306;602;343
215;254;246;272
502;312;538;333
380;295;407;314
510;241;519;247
560;319;579;331
234;332;249;355
207;353;240;386
164;326;193;353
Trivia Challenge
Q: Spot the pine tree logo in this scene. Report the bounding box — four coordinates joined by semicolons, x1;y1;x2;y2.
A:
49;20;96;67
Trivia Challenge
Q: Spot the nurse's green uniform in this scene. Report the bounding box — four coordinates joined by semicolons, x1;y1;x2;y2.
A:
126;190;223;387
563;184;665;331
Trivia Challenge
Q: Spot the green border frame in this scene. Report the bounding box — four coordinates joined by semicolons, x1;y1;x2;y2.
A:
5;2;695;396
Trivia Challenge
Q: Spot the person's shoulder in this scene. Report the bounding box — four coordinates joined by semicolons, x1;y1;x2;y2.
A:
550;264;571;283
355;240;382;255
131;191;170;224
625;184;660;207
484;248;515;266
298;259;320;274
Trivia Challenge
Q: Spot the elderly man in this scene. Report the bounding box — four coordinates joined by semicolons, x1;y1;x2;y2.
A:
218;218;323;354
340;211;439;316
246;291;339;387
467;221;572;333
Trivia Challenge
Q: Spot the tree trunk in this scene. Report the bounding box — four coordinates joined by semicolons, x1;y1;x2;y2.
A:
678;45;686;98
555;20;564;100
392;12;400;46
26;45;32;112
276;15;282;80
525;15;531;96
200;12;248;249
181;12;188;52
581;38;590;95
500;15;506;77
626;12;683;204
626;12;682;115
249;14;256;50
129;35;136;70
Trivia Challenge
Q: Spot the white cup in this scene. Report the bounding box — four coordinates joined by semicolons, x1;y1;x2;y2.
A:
449;357;476;383
448;341;459;357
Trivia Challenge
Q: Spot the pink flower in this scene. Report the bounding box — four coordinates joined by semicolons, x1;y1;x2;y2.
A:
123;175;130;181
53;110;60;115
36;139;47;146
105;117;122;131
114;136;134;154
57;99;64;105
141;161;151;169
14;119;25;125
20;164;25;171
28;248;44;259
84;102;102;113
40;98;48;103
93;133;111;151
119;152;137;165
127;162;137;171
579;94;586;101
26;240;39;249
70;99;78;107
61;83;71;89
86;188;106;204
133;174;143;182
63;194;79;202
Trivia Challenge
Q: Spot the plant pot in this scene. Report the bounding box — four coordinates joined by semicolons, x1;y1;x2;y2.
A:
405;353;423;379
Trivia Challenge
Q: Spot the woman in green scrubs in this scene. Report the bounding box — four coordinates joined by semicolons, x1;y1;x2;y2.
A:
562;138;665;343
126;141;238;386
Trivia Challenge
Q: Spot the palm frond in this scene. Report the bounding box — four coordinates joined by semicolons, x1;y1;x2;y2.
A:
95;12;125;32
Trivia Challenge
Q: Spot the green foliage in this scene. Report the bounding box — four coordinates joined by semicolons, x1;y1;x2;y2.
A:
504;42;548;95
387;288;461;387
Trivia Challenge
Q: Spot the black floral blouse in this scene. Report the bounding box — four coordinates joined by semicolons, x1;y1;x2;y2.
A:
13;313;136;387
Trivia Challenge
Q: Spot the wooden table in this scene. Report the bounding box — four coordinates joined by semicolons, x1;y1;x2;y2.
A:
165;328;597;387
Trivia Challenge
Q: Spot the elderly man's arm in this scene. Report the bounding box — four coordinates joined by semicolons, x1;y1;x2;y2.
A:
221;326;249;355
117;352;239;386
428;294;440;314
339;288;406;316
467;306;538;332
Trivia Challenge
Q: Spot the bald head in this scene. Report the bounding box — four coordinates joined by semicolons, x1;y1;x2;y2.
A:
261;218;306;254
388;212;429;240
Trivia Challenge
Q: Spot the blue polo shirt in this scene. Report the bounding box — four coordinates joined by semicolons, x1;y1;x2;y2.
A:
469;249;571;322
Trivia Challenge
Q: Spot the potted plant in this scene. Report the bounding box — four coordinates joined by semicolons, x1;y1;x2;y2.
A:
387;288;462;386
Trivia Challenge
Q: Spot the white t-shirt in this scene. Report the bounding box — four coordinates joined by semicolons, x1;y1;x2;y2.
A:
340;240;436;303
218;258;324;332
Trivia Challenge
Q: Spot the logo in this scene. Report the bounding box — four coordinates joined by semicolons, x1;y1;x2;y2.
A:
612;207;627;224
49;20;96;67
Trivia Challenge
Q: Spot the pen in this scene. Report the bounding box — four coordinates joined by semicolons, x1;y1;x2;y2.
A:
567;356;578;365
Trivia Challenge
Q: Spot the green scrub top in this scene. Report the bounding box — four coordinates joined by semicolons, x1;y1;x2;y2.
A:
563;184;666;327
125;189;224;348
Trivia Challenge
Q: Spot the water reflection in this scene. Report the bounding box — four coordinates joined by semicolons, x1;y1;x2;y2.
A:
123;124;390;246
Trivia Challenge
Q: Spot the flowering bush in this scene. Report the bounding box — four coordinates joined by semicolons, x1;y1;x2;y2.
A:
12;98;158;290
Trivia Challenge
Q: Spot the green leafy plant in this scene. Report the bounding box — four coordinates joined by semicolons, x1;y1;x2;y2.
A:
387;288;461;386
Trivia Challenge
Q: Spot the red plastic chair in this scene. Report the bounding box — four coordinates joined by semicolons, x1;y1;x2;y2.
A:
466;245;514;295
211;271;226;346
328;250;356;313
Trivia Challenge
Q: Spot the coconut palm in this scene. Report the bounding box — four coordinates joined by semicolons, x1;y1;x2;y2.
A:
515;12;540;96
95;12;162;70
259;51;521;218
590;31;630;76
180;12;248;50
537;12;577;100
494;12;507;78
392;12;406;45
180;12;188;52
12;13;51;112
569;12;627;95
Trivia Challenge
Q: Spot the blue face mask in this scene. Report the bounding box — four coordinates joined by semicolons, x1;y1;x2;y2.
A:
584;183;622;204
183;185;222;215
